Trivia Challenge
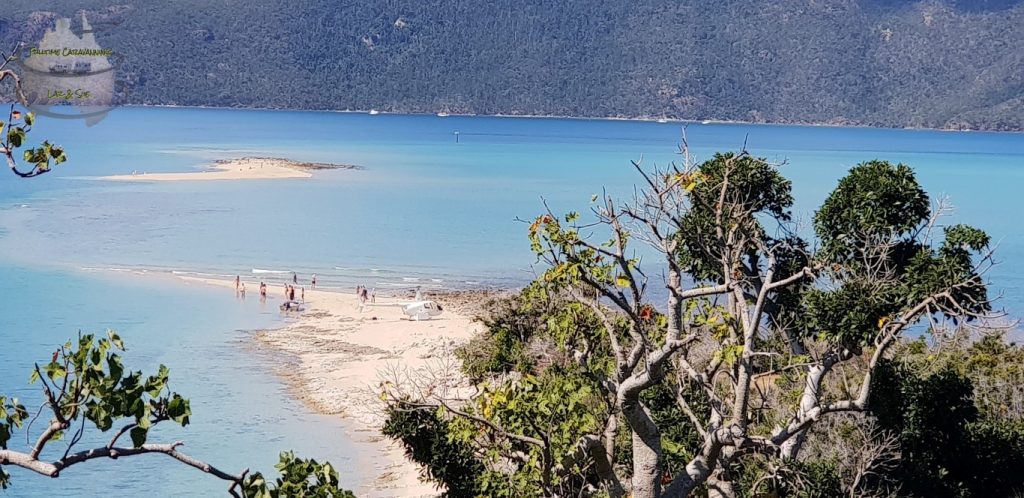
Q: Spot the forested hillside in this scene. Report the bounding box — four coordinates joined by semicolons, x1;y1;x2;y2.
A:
2;0;1023;130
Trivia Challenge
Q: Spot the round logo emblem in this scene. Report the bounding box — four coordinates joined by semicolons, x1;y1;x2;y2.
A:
16;13;125;127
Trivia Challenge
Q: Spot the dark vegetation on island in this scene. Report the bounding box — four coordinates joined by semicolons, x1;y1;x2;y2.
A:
1;0;1023;131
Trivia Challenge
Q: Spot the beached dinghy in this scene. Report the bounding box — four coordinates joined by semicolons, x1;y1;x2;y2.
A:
280;300;303;312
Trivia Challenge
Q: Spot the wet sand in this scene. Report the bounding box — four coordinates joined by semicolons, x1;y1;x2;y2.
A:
175;275;494;497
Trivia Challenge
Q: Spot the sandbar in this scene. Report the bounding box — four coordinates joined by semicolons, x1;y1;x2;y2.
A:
174;274;494;497
101;157;360;182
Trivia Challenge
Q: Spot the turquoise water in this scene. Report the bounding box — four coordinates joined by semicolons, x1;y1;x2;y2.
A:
0;108;1022;495
4;109;1022;293
0;263;356;496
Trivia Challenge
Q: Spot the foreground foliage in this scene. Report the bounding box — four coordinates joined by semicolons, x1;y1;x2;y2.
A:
0;332;354;497
384;146;1012;497
1;48;68;178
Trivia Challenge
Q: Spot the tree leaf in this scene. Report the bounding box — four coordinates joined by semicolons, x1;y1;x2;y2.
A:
8;128;24;148
129;426;148;448
108;331;125;351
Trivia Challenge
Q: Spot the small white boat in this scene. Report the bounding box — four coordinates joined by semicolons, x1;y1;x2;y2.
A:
369;109;380;115
701;120;712;125
657;118;668;123
437;112;449;117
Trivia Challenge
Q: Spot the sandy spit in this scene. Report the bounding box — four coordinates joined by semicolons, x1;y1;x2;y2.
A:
175;275;499;497
100;157;361;182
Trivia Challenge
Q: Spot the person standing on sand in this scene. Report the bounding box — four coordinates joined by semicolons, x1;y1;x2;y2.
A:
292;272;298;284
370;288;376;304
301;287;305;303
240;282;246;298
235;275;240;292
289;286;296;301
284;284;289;299
311;274;317;288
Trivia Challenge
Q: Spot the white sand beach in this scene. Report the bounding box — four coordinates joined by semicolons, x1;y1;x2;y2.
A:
174;275;485;498
101;157;358;182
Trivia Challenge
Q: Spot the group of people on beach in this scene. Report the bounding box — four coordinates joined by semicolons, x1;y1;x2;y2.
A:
290;272;317;288
235;273;379;310
283;283;303;302
356;285;375;304
233;274;308;304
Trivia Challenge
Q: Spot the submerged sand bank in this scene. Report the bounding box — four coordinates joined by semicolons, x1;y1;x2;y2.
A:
174;275;491;497
101;157;361;182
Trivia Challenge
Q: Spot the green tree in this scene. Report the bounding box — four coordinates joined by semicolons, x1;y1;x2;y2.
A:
1;46;68;178
382;406;484;498
385;145;996;498
861;330;1024;498
0;332;354;497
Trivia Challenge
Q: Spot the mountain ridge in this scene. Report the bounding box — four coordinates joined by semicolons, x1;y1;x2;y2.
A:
1;0;1022;131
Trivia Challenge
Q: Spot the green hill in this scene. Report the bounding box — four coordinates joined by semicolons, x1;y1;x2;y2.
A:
2;0;1023;130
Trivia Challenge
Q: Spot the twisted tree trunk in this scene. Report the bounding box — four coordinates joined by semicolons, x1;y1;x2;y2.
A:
622;399;663;498
707;470;737;498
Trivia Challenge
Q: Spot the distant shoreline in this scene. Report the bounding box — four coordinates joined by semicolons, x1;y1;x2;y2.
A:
113;104;1024;135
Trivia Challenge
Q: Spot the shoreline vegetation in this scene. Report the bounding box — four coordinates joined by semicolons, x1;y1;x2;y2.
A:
168;273;505;497
5;2;1024;133
117;105;1021;134
100;157;362;182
